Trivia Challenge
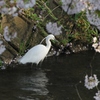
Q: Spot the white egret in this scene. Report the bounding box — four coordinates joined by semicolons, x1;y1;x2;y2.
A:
19;34;55;65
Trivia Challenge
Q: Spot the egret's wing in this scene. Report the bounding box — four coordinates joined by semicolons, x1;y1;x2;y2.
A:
19;44;48;64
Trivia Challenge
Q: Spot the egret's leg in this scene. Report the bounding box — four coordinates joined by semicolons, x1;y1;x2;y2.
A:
38;61;43;69
29;63;34;69
31;63;39;70
31;63;33;68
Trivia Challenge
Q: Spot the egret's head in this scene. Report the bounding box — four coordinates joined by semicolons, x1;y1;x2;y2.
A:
46;34;55;40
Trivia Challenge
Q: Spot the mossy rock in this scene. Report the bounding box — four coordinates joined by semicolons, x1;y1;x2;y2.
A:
0;15;44;64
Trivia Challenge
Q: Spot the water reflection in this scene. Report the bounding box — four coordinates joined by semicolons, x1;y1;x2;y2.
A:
20;70;49;95
0;68;49;100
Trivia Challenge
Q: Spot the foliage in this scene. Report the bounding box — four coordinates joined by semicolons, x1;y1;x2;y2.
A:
0;0;100;53
19;42;26;55
62;12;98;44
73;12;98;42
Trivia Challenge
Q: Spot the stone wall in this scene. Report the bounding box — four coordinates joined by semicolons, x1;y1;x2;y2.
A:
0;15;44;64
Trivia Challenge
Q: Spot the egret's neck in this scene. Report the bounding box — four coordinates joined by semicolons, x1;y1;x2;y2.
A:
46;39;51;50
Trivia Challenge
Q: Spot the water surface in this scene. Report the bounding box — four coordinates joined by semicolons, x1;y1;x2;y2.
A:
0;50;100;100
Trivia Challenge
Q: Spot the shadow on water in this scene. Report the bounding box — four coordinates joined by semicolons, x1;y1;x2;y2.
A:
0;50;100;100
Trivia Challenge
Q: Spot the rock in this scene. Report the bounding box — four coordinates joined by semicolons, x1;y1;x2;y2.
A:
0;15;43;64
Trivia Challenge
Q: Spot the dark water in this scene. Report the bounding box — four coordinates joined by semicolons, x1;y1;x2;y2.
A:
0;50;100;100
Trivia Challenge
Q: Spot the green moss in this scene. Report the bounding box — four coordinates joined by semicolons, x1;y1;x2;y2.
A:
95;10;100;18
61;39;68;45
19;42;26;55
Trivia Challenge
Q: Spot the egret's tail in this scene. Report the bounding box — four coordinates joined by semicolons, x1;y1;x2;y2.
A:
17;56;23;63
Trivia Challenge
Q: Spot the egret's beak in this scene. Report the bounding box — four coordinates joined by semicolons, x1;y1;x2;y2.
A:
55;39;59;43
51;39;60;45
40;37;46;44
